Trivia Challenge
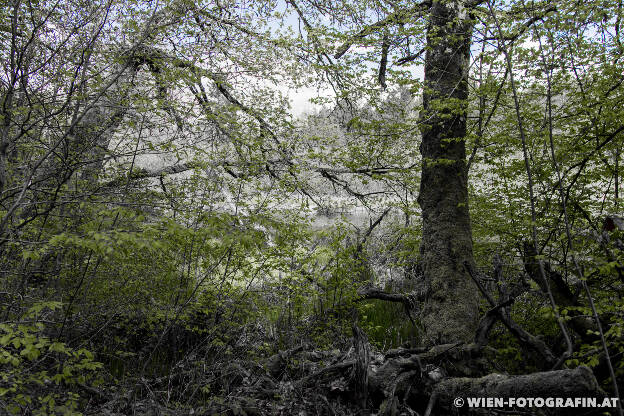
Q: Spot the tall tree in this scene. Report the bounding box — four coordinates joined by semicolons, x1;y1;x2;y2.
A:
417;0;479;343
331;0;481;343
319;0;578;344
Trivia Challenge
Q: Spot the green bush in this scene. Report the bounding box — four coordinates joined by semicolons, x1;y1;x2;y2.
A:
0;302;103;415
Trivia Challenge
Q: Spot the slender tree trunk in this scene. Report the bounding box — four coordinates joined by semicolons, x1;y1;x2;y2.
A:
418;0;479;344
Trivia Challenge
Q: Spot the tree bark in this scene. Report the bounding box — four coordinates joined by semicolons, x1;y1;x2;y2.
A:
418;0;479;343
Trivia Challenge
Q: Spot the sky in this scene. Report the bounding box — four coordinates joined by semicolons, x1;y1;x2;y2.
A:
287;86;328;117
272;2;426;118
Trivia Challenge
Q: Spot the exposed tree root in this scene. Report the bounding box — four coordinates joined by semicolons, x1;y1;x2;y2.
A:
256;340;611;416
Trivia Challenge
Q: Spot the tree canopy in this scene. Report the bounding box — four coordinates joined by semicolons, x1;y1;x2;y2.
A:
0;0;623;414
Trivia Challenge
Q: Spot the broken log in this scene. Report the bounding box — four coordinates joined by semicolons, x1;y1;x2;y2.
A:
429;365;607;415
353;321;371;409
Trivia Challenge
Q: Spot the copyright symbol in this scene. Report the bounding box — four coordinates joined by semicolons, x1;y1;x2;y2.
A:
454;397;465;407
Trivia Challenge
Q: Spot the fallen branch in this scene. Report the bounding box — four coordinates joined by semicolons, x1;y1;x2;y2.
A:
384;346;429;359
430;365;606;415
294;360;356;388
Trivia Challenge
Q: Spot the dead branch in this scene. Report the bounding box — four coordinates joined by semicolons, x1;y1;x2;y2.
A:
474;298;514;348
464;261;558;367
384;346;430;359
294;360;356;388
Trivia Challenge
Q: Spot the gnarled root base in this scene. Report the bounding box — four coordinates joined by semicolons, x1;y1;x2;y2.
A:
295;343;610;416
257;342;612;416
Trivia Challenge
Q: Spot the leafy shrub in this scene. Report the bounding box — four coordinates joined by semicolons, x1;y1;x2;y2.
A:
0;302;102;415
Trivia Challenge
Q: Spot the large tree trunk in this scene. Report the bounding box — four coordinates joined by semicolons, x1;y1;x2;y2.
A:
418;0;479;344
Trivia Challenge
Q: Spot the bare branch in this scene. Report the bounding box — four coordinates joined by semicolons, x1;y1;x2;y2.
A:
395;47;425;65
102;162;201;188
378;33;390;89
464;261;557;367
